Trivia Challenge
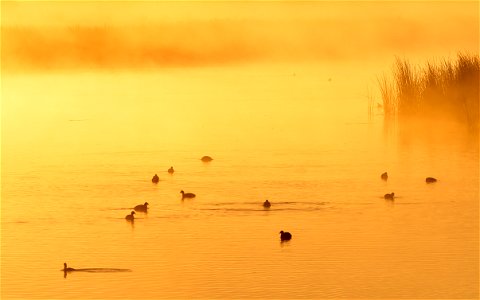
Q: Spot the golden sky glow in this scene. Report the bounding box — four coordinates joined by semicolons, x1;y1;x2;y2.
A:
2;1;478;70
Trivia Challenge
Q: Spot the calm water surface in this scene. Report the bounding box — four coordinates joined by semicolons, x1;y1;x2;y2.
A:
2;64;478;299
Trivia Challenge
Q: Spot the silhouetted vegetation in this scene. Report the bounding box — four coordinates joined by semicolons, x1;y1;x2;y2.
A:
378;54;479;134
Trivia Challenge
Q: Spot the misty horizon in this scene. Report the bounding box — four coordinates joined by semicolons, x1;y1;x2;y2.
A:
2;1;478;70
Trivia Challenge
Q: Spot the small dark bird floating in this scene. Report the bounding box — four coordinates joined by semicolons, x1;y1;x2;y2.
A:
180;190;196;200
384;192;395;200
62;263;75;272
125;211;135;221
134;202;149;212
152;174;159;183
280;231;292;241
61;263;132;275
201;156;213;162
381;172;388;181
263;200;271;208
168;166;174;174
426;177;437;183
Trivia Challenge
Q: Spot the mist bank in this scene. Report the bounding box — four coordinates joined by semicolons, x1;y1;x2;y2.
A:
2;16;478;71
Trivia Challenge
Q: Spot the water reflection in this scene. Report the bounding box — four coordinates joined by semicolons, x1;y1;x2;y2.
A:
1;64;478;298
197;201;328;213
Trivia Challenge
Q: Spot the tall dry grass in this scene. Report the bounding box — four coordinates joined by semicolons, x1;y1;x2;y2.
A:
378;53;479;134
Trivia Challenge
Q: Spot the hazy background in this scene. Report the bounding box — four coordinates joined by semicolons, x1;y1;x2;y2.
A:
2;1;478;71
1;2;479;299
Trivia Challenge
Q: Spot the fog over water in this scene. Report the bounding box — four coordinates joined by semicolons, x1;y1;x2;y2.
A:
2;1;478;70
1;1;479;299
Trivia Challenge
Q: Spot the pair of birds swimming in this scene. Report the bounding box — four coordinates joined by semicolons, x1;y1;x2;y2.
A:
381;172;437;183
381;172;437;201
63;230;291;273
125;202;149;221
152;167;175;182
125;190;196;221
263;200;292;241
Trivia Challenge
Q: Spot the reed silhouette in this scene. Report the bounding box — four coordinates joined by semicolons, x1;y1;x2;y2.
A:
378;53;479;135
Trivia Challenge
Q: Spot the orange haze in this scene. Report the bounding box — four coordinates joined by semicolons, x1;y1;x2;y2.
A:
1;1;478;71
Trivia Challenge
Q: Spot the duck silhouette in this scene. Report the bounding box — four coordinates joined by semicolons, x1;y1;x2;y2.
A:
201;156;213;162
280;231;292;241
384;192;395;200
426;177;437;183
62;263;75;272
152;174;159;183
134;202;149;212
125;211;135;221
381;172;388;181
168;167;174;174
180;190;196;200
61;262;132;278
263;200;271;208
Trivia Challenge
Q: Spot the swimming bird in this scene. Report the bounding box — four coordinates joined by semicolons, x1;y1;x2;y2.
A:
134;202;149;212
381;172;388;181
125;211;135;221
384;192;395;200
426;177;437;183
263;200;271;208
63;263;75;272
152;174;159;183
280;231;292;241
168;166;174;174
61;263;132;275
180;190;196;200
201;156;213;162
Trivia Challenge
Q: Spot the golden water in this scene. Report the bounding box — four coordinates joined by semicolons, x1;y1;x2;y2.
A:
1;63;478;299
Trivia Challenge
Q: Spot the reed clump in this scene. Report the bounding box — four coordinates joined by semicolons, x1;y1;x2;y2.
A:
378;53;479;134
